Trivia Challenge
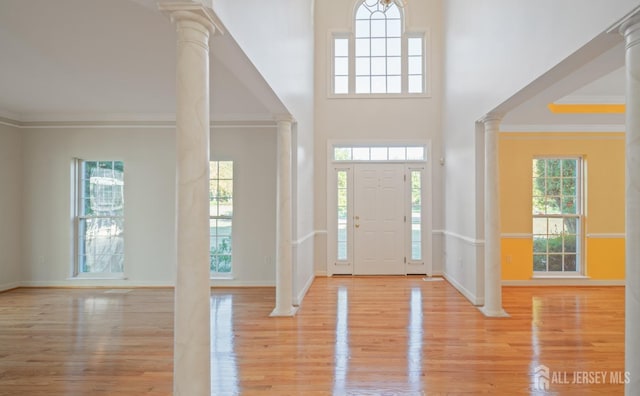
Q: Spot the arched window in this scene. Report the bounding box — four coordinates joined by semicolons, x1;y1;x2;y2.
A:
332;0;425;96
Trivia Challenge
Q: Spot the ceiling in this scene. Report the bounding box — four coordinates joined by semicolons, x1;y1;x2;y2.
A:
0;0;286;124
0;0;626;128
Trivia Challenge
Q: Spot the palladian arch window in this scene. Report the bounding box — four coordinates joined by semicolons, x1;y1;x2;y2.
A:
332;0;425;96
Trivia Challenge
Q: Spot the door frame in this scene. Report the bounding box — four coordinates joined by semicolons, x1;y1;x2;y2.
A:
326;140;432;276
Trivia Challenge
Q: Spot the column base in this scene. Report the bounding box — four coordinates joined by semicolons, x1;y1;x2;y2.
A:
269;306;299;317
478;306;510;318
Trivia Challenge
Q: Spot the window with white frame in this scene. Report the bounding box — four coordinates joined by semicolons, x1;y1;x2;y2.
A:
75;160;124;276
333;145;425;161
210;161;233;274
332;0;425;95
532;158;582;274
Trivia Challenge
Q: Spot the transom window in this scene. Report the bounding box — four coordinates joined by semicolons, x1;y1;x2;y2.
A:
210;161;233;275
75;160;124;276
333;145;425;161
332;0;425;96
532;158;582;274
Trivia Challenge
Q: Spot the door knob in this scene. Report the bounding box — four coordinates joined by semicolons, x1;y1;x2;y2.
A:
355;224;360;228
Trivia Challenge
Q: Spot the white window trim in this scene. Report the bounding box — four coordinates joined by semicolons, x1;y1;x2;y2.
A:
327;26;431;98
532;156;584;276
209;160;234;278
72;159;125;279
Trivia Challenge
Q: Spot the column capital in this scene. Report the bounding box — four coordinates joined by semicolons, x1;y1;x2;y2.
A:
274;114;296;124
158;1;224;36
479;113;503;125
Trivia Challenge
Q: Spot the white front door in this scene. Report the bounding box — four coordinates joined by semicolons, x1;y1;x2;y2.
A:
353;164;405;275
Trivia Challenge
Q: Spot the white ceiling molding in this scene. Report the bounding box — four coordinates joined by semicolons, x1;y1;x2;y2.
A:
501;124;625;133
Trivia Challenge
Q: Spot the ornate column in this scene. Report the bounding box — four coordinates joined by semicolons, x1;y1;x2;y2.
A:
271;116;298;317
621;15;640;396
480;115;508;317
159;3;218;395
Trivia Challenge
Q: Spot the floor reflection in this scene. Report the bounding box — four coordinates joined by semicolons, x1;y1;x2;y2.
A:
211;294;239;396
408;287;423;391
333;287;349;394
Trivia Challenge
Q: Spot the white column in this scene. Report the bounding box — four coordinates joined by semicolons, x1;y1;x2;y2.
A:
622;16;640;396
160;4;216;395
480;115;508;317
271;116;298;317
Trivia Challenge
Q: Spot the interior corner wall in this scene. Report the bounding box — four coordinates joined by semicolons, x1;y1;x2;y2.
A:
212;0;316;300
442;0;639;303
0;123;22;291
313;0;445;277
499;132;625;281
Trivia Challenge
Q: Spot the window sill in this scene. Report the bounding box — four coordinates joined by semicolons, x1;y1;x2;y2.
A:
210;275;234;280
532;274;589;279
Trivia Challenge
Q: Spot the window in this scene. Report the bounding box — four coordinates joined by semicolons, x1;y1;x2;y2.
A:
532;158;582;274
410;169;422;261
336;170;349;261
210;161;233;274
332;1;425;95
333;145;425;161
75;160;124;276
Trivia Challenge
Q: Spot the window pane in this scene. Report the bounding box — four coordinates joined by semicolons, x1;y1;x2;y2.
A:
387;38;401;56
219;161;233;179
355;20;370;38
335;76;348;94
353;147;370;160
562;159;577;177
334;148;352;161
387;19;401;37
356;76;371;93
371;38;386;56
533;236;547;253
533;254;547;271
408;37;422;56
388;147;405;160
371;147;387;160
356;57;371;76
355;39;370;57
562;197;577;214
408;75;423;93
371;19;386;37
371;76;386;93
412;241;421;261
387;57;401;75
547;160;561;177
335;57;348;76
564;255;577;271
371;57;386;75
385;4;401;19
406;147;424;160
409;56;422;75
80;217;124;273
548;255;562;271
387;76;401;93
210;161;234;274
338;242;347;261
335;38;349;57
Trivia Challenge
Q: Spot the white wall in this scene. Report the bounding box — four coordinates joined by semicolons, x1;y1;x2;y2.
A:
442;0;640;303
0;123;22;290
210;127;277;286
21;127;177;286
313;0;445;275
20;125;276;287
211;0;316;300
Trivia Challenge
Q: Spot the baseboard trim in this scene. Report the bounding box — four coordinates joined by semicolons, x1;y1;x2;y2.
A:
0;282;21;293
502;279;625;286
442;272;483;306
295;273;316;306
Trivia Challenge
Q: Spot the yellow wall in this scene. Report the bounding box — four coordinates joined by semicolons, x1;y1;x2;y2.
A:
499;132;625;280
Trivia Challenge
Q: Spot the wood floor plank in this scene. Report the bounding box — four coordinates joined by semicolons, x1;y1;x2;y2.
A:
0;277;625;395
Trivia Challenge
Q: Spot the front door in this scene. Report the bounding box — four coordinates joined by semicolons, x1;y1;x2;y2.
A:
353;164;405;275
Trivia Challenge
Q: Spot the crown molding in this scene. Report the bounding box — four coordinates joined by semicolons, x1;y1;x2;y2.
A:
0;111;277;129
500;124;625;133
554;95;625;105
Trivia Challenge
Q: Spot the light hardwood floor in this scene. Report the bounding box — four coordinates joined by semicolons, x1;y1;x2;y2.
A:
0;277;625;395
